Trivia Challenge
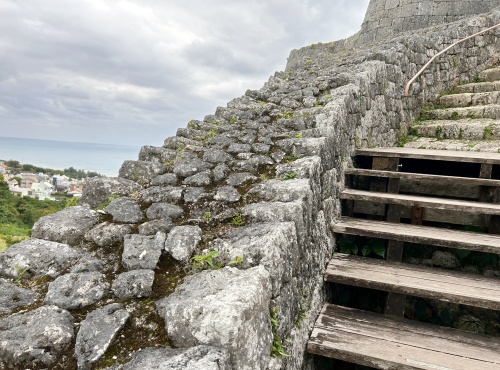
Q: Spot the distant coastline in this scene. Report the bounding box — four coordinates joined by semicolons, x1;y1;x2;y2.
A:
0;136;141;177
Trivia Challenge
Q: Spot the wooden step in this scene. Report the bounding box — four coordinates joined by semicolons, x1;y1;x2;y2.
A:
326;253;500;310
307;304;500;370
345;168;500;187
356;147;500;164
340;188;500;215
333;217;500;254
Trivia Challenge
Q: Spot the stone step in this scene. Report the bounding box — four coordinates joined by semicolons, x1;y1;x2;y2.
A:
425;105;500;120
326;253;500;310
454;81;500;94
333;217;500;254
403;137;500;152
439;91;500;108
340;188;500;215
410;119;500;140
307;304;500;370
480;66;500;82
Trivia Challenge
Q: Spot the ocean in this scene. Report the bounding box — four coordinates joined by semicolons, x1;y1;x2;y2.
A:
0;137;141;177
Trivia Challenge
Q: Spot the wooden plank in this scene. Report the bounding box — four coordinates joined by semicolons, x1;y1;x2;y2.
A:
307;304;500;370
332;217;500;254
341;189;500;215
325;254;500;310
356;147;500;165
345;168;500;187
333;217;500;254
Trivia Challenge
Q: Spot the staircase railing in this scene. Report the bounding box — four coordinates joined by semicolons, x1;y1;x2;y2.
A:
404;22;500;96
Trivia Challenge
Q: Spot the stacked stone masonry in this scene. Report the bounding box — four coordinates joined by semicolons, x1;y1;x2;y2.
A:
1;4;500;370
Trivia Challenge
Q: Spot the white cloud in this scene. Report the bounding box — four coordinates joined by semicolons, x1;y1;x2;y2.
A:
0;0;369;146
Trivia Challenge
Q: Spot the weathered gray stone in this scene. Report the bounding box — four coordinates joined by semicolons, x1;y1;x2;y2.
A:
112;270;155;299
431;251;461;269
139;219;174;236
146;203;184;220
151;173;178;186
165;226;202;263
213;164;230;182
0;278;37;313
156;266;272;370
183;170;212;187
227;143;252;154
31;206;100;246
75;303;130;370
226;172;258;187
122;234;163;270
139;145;176;163
140;186;184;203
215;222;298;296
0;238;85;279
104;197;144;223
203;148;233;163
81;177;141;209
214;186;241;203
107;346;230;370
183;187;212;203
252;143;271;154
85;222;132;247
119;160;167;183
0;306;74;369
45;272;109;309
173;157;212;178
70;258;106;273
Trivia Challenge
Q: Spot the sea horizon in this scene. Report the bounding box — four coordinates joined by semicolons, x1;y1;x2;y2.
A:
0;136;142;177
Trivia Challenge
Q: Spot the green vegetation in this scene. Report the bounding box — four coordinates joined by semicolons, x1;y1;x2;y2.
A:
230;213;245;227
191;251;244;271
336;235;386;259
97;194;120;210
281;172;296;181
0;177;66;250
270;308;290;358
1;160;102;179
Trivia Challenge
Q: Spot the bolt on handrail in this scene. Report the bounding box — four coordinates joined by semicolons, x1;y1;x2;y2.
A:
404;22;500;96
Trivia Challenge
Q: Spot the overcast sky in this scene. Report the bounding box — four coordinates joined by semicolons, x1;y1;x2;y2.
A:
0;0;369;147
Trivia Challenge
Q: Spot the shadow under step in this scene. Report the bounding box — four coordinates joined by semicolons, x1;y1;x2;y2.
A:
326;253;500;310
340;188;500;215
333;217;500;254
356;147;500;164
307;304;500;370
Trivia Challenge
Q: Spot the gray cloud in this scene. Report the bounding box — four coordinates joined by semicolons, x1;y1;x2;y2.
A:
0;0;369;146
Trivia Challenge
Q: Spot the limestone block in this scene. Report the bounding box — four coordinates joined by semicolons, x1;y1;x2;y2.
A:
119;160;168;182
146;203;184;221
156;266;272;370
81;177;141;209
122;234;164;270
112;270;155;299
75;303;130;370
165;226;202;264
45;272;109;309
0;238;85;279
108;346;230;370
31;206;100;246
0;278;37;313
0;306;74;369
214;222;298;297
85;222;132;247
104;197;144;223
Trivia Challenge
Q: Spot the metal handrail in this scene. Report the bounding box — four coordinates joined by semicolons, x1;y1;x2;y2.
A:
404;22;500;96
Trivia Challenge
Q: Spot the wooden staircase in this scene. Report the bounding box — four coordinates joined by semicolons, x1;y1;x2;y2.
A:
307;67;500;370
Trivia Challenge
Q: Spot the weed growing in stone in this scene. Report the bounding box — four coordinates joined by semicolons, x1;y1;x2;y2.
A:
281;172;296;180
295;133;303;139
270;308;290;358
97;194;120;210
203;211;212;221
192;251;222;271
230;213;245;227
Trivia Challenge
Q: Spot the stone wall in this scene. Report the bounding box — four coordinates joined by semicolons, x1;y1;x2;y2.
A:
1;5;500;370
359;0;498;44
